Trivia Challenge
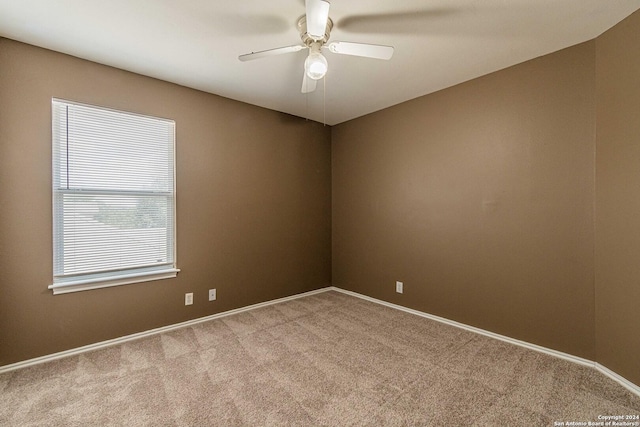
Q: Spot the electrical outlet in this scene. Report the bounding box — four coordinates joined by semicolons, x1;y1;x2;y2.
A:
396;281;403;294
208;288;216;301
185;292;193;305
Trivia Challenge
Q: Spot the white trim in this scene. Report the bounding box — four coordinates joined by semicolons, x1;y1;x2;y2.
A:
0;287;331;374
49;268;180;295
2;285;638;398
51;98;175;122
595;363;640;396
329;287;640;397
330;287;591;366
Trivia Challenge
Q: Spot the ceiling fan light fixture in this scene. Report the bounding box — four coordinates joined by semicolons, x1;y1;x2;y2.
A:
304;51;328;80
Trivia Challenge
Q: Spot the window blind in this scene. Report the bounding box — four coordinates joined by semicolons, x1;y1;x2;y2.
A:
50;99;178;294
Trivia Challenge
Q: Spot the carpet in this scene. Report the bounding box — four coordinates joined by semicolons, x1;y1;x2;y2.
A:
1;290;638;426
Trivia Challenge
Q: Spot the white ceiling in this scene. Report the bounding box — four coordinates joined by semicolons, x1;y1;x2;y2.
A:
1;0;639;125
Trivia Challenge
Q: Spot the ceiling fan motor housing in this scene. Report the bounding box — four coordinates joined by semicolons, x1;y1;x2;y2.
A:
297;15;334;46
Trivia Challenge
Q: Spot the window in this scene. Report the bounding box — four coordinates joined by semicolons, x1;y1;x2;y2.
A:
49;99;178;295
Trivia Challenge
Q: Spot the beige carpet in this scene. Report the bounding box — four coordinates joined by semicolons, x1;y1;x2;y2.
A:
1;290;639;426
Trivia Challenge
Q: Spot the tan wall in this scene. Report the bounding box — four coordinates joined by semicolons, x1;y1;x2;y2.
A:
332;42;597;359
595;9;640;386
0;38;332;366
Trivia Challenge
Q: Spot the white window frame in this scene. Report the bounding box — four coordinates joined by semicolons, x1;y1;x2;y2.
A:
49;99;179;295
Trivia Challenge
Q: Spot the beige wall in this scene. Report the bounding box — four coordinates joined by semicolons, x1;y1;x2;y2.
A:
595;9;640;386
332;41;597;359
0;38;332;366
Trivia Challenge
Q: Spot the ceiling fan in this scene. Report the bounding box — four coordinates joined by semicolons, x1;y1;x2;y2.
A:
238;0;394;94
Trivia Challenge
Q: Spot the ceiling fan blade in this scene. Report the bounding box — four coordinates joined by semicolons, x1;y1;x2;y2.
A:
326;41;394;60
306;0;330;39
238;45;305;62
301;72;317;93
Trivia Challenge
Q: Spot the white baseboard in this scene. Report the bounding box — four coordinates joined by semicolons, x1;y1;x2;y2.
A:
0;287;332;375
595;363;640;397
330;286;640;398
2;285;639;399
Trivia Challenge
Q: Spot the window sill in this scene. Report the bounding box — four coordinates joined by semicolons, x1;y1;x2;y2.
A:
48;268;180;295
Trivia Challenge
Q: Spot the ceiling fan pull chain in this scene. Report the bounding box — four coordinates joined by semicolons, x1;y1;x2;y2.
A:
323;73;326;126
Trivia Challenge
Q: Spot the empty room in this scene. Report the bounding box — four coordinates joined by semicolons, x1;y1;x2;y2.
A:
1;0;639;425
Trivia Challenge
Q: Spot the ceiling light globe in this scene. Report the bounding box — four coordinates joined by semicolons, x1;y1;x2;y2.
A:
305;52;328;80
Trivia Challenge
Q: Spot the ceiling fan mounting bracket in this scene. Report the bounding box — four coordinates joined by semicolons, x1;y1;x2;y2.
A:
297;15;333;47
